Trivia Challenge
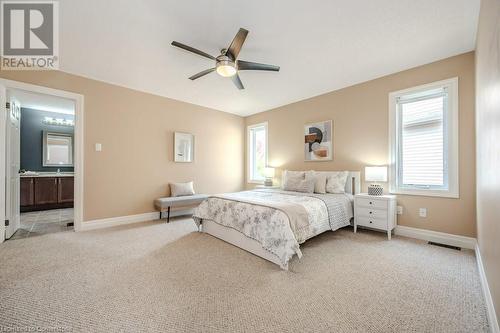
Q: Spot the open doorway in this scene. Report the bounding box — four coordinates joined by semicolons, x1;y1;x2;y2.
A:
0;79;84;243
8;90;75;239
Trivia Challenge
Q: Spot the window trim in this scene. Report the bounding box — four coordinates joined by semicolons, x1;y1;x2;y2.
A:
388;77;459;198
247;122;268;184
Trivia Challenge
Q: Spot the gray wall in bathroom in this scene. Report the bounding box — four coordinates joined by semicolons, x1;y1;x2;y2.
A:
20;108;74;172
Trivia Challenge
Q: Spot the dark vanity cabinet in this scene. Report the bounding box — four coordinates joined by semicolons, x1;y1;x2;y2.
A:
20;178;34;206
58;177;74;203
34;177;59;205
20;176;74;212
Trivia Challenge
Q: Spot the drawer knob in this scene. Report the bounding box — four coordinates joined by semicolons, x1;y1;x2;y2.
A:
369;211;373;214
369;202;373;205
369;221;373;224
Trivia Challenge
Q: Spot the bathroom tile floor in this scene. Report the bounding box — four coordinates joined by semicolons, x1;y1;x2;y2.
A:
10;208;74;240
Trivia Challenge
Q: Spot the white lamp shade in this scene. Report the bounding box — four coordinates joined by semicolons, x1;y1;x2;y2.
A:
365;166;388;182
264;167;275;178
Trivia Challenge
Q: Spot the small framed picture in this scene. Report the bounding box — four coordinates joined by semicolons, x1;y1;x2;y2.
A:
304;120;333;161
174;132;194;162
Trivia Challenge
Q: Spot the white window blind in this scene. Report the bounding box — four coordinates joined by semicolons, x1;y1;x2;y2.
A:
248;123;267;182
389;78;459;198
397;89;447;189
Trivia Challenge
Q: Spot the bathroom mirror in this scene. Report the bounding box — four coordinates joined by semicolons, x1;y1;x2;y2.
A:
42;131;74;167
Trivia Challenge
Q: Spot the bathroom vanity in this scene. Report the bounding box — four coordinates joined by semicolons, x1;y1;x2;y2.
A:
20;173;74;212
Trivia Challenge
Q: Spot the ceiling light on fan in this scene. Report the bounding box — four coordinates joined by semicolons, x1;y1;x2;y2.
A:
215;55;236;77
171;28;280;90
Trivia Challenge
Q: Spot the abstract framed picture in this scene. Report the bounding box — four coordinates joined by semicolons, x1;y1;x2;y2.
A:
304;120;333;161
174;132;194;162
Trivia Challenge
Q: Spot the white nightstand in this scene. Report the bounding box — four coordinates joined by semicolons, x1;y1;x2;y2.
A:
354;193;397;240
255;185;280;189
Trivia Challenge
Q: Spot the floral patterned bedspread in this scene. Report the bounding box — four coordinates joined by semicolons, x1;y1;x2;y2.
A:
192;189;353;269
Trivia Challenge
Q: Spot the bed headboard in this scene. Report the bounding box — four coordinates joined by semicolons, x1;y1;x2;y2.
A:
345;171;361;195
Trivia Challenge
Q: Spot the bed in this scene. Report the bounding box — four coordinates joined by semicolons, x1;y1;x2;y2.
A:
192;171;360;269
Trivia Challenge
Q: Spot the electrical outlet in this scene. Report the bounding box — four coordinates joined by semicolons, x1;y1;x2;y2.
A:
397;206;403;215
419;208;427;218
95;143;102;152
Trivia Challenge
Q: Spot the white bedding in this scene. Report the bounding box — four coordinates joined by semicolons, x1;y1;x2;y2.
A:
192;189;353;268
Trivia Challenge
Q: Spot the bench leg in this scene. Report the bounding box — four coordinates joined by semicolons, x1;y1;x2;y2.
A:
167;206;171;223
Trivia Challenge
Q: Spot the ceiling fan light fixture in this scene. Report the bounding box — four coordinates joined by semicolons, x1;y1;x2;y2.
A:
172;28;280;89
216;58;237;77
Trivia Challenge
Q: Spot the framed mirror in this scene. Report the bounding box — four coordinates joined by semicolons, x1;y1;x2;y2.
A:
174;132;194;163
42;131;74;167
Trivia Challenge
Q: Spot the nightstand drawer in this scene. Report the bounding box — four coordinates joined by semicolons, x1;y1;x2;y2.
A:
356;216;387;230
356;198;388;210
356;207;388;219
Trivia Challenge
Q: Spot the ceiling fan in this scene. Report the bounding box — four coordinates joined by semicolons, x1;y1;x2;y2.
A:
171;28;280;90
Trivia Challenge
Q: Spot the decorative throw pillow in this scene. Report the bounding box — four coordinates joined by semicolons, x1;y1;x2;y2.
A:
170;181;195;197
284;178;315;193
325;171;349;193
281;170;304;189
282;170;315;193
312;171;327;194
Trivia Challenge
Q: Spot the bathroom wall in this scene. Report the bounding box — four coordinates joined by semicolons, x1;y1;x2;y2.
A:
20;107;75;172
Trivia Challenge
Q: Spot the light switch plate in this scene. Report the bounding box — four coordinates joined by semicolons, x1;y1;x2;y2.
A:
95;143;102;152
419;208;427;218
397;206;403;215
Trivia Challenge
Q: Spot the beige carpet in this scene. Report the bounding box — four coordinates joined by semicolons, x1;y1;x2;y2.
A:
0;218;489;332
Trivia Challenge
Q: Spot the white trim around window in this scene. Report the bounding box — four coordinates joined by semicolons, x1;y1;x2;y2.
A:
247;122;268;184
388;77;459;198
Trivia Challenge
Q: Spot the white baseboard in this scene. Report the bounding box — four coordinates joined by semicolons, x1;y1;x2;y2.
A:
475;244;500;333
80;212;159;231
79;209;193;231
394;225;477;249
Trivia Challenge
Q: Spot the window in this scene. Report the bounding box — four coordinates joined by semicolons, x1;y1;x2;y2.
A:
247;122;268;183
389;78;459;198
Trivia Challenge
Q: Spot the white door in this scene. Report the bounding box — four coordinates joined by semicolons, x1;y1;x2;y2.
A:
0;86;5;243
5;99;20;239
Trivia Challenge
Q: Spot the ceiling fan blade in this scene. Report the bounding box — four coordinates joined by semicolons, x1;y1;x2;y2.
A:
237;60;280;72
226;28;249;60
231;74;244;90
189;68;215;80
171;41;215;60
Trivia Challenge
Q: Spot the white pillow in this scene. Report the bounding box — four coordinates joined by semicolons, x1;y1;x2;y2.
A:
282;170;315;193
312;171;327;194
325;171;349;193
170;181;195;197
281;170;304;189
284;177;315;193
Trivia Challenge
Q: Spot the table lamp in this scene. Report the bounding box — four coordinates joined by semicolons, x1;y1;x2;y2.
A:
365;166;387;196
264;167;275;186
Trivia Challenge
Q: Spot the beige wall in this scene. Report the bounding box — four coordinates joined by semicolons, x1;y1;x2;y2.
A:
0;70;245;222
246;52;476;237
475;0;500;320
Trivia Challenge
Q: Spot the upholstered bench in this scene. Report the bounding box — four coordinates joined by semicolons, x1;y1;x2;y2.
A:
154;194;209;222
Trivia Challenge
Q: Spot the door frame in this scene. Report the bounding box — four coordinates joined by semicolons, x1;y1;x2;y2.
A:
0;79;85;235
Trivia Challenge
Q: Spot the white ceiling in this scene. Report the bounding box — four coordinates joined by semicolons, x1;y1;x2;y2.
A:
9;89;75;115
59;0;480;116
